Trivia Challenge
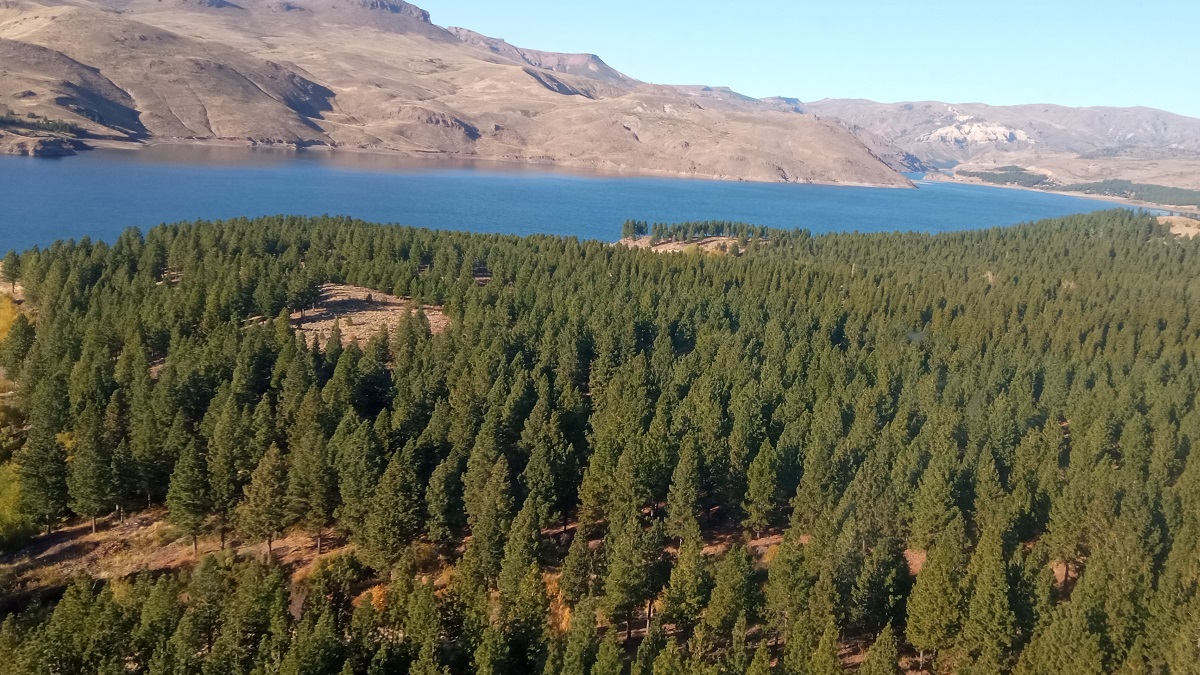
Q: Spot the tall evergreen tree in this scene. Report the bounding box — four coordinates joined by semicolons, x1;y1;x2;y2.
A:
859;624;902;675
361;442;423;569
67;406;114;532
239;443;289;558
906;513;968;668
166;439;209;555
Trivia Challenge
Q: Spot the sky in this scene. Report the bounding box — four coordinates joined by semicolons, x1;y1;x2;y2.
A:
413;0;1200;119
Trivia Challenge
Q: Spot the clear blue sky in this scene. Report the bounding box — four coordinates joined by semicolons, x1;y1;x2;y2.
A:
415;0;1200;118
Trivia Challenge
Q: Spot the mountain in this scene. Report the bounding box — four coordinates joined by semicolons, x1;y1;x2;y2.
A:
0;0;911;186
802;98;1200;189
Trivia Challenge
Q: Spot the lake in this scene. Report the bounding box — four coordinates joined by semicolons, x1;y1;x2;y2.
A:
0;145;1128;251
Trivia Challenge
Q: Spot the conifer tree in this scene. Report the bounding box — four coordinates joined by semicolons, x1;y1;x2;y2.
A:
287;398;335;553
906;513;967;668
560;598;598;675
166;438;209;555
650;638;685;675
239;443;289;558
17;426;69;535
859;624;902;675
746;641;773;675
661;531;709;631
473;624;509;675
702;545;754;639
1;250;19;294
425;449;467;551
206;395;251;549
744;438;781;536
958;529;1017;671
809;620;844;675
461;456;513;589
67;406;114;532
559;526;594;607
604;501;652;639
666;438;702;543
592;629;624;675
361;443;423;569
333;418;381;536
499;498;543;604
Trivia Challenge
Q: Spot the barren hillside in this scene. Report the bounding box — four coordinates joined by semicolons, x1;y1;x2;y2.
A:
0;0;912;186
802;98;1200;190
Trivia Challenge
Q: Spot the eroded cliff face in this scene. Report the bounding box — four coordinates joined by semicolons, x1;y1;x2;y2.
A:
0;0;912;186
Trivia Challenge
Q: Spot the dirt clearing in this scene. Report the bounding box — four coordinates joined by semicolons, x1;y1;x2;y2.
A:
1161;215;1200;238
293;284;450;347
619;236;742;255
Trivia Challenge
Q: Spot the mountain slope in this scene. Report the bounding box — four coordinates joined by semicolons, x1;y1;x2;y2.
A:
803;99;1200;164
0;0;910;186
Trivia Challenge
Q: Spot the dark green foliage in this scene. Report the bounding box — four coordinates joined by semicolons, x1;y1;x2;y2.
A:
166;438;209;553
1;210;1198;675
1054;179;1200;206
360;442;423;569
238;443;289;555
859;624;902;675
906;514;967;661
960;168;1050;187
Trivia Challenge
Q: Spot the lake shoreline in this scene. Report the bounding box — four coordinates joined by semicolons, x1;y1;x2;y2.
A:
0;146;1129;254
81;137;917;190
923;172;1199;216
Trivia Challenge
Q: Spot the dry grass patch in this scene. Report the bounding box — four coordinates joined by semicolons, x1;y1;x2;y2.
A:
0;507;353;608
1161;215;1200;238
293;284;450;347
619;236;742;255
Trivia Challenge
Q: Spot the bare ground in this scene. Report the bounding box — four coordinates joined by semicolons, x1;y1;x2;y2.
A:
1162;215;1200;237
0;507;350;612
292;283;450;347
618;236;741;255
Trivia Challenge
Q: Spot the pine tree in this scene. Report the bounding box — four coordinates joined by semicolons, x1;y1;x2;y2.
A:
859;624;902;675
746;641;773;675
809;620;844;675
361;443;423;569
425;449;467;551
603;501;651;639
238;443;289;559
701;545;754;638
1;250;19;294
908;448;958;550
560;598;598;675
661;531;709;631
665;439;701;543
461;456;513;589
906;513;967;669
650;638;685;675
744;438;781;536
559;525;594;607
206;395;251;549
287;399;334;553
958;529;1017;671
1014;603;1105;675
166;439;209;555
472;624;509;675
333;418;381;536
67;407;114;532
592;629;624;675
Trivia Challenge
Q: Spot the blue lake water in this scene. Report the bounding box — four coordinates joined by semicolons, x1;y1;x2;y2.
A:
0;145;1130;251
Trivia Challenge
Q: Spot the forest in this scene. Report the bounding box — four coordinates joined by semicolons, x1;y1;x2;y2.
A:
1053;180;1200;208
0;209;1198;674
956;169;1049;188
